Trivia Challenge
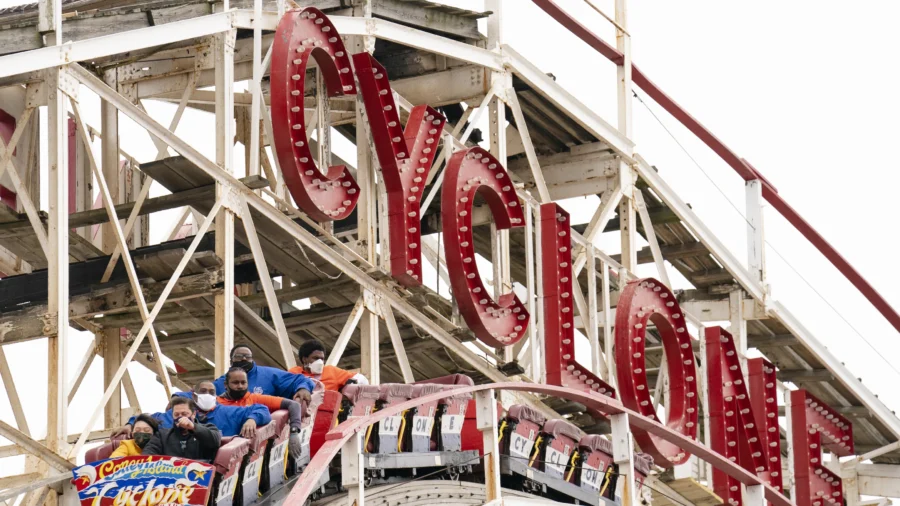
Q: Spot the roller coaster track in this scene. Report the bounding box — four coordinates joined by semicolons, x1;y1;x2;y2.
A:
283;383;790;506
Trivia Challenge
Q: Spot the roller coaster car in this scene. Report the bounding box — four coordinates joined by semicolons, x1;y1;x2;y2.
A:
414;374;475;453
84;432;250;506
501;405;547;464
498;406;653;506
335;376;480;478
235;420;277;506
577;434;616;497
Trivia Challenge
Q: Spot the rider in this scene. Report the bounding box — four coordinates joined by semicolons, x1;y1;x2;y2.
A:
113;380;271;438
217;367;304;460
288;339;368;391
213;344;313;404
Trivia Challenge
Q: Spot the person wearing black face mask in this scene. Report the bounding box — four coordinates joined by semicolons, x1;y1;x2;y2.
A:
109;414;159;458
217;367;305;460
142;398;221;461
213;345;313;405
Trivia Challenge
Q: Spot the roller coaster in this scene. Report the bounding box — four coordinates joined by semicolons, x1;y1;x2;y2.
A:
0;1;898;506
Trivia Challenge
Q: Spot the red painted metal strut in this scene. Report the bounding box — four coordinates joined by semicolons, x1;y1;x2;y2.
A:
531;0;900;334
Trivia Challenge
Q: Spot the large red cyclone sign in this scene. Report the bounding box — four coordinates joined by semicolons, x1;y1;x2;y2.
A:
269;12;853;499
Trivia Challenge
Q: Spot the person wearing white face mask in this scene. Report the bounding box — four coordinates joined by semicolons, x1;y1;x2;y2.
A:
112;380;271;439
289;339;368;391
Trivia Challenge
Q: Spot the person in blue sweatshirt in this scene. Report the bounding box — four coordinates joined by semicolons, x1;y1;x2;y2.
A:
114;380;271;439
213;344;313;404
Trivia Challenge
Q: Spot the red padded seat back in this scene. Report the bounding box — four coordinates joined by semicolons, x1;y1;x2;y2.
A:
540;419;584;481
86;434;128;463
502;405;546;466
341;384;381;417
86;440;119;463
578;434;614;493
410;384;445;452
414;374;474;386
212;437;251;506
310;390;341;458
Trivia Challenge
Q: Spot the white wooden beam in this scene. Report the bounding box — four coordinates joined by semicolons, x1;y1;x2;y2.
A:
0;108;48;258
0;421;71;472
611;412;637;506
746;179;766;285
326;297;365;366
380;299;414;383
505;89;551;202
46;66;68;459
572;184;623;275
341;433;365;506
69;199;223;459
239;197;296;368
71;100;174;398
476;389;502;502
0;347;30;436
634;191;670;287
214;29;237;376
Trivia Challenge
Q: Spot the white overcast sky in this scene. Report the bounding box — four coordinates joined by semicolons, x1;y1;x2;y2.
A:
0;0;899;479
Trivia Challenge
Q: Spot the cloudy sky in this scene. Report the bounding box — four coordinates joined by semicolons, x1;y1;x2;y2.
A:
0;0;898;483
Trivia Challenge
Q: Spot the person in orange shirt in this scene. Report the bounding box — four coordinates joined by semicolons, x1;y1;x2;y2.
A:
288;339;368;392
218;367;304;459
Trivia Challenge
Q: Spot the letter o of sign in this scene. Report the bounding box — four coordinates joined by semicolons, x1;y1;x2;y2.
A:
615;278;698;467
270;7;360;222
442;147;528;348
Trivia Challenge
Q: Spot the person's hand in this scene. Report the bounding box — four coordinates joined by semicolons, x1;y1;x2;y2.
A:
293;389;311;416
293;389;311;404
288;431;303;460
240;419;257;439
111;424;133;439
175;417;195;431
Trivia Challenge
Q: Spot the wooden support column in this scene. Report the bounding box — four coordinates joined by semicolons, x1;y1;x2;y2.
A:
485;0;511;364
353;2;379;384
341;433;365;506
618;196;637;272
841;460;861;506
476;389;501;502
214;30;236;376
100;68;122;428
730;288;747;371
611;413;636;506
46;65;68;459
746;178;768;323
615;0;637;273
602;262;615;387
37;0;60;43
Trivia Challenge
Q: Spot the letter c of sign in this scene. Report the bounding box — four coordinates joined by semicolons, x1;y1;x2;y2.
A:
271;8;360;222
615;278;699;467
441;147;529;348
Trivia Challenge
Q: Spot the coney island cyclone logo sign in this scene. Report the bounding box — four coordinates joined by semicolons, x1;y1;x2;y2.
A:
71;456;214;506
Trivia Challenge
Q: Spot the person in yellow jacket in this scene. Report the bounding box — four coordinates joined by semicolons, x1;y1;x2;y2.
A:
110;414;159;458
288;339;368;392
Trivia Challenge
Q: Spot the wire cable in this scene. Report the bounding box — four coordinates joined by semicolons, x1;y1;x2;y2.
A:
632;89;900;382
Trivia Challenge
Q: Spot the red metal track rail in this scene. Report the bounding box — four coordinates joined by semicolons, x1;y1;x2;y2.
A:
283;383;791;506
530;0;900;334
